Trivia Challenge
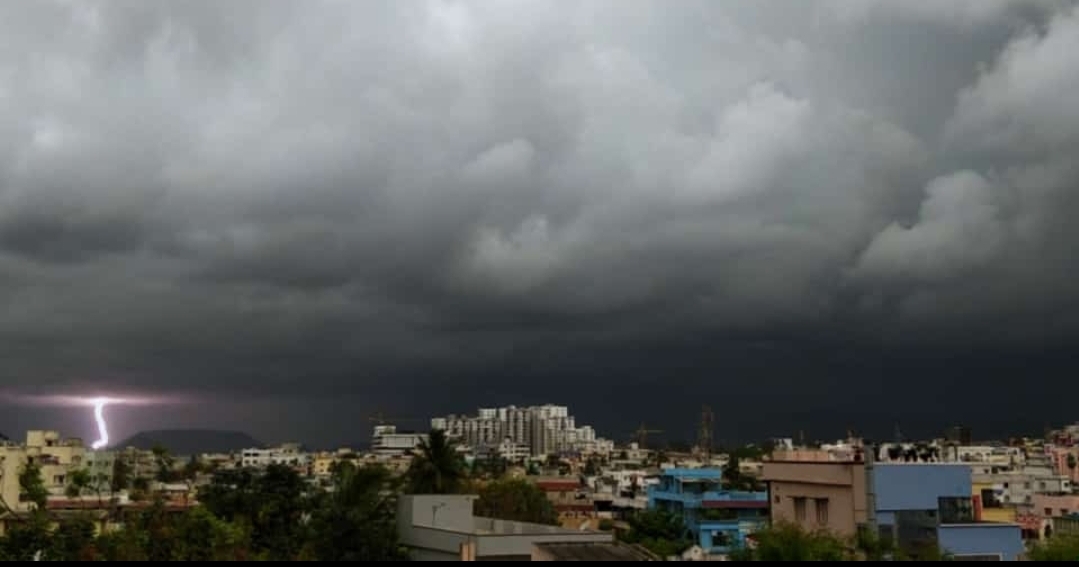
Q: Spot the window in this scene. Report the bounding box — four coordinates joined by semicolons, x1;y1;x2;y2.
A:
1039;482;1046;490
1062;509;1070;516
939;497;974;524
1003;482;1009;488
1045;508;1054;516
794;497;807;522
815;498;830;525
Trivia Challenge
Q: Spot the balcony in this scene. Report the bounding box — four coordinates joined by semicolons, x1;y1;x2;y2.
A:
649;489;768;509
697;518;765;555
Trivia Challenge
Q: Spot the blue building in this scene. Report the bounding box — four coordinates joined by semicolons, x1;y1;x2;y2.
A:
647;468;768;555
874;463;1025;561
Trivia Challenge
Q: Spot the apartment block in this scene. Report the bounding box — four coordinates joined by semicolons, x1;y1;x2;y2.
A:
430;404;608;458
647;468;768;556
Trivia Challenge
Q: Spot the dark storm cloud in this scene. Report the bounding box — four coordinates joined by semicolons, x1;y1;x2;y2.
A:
3;0;1079;445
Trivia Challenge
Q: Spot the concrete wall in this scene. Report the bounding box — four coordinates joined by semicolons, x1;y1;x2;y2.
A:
874;464;970;511
0;447;24;512
1033;493;1079;518
475;533;612;557
402;494;477;530
938;524;1024;561
763;462;866;538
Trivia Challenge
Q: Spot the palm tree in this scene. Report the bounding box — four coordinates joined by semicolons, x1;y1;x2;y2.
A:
405;429;465;494
1067;453;1077;476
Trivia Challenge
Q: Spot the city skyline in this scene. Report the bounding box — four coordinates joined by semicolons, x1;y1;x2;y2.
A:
3;1;1079;447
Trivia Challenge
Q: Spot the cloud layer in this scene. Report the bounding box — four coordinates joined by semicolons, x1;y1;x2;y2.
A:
2;0;1078;443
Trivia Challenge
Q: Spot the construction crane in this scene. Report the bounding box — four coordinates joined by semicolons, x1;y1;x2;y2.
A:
631;424;664;450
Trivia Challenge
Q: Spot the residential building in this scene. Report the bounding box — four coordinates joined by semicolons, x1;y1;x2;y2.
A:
763;457;868;538
430;405;609;457
0;431;93;511
1033;493;1079;521
971;478;1017;524
371;425;425;456
764;448;1026;560
80;450;116;496
240;443;311;473
874;463;1025;561
531;477;594;526
971;467;1071;508
1047;446;1079;483
396;494;613;561
647;468;768;557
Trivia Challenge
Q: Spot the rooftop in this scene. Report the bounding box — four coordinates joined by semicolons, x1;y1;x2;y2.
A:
533;541;658;561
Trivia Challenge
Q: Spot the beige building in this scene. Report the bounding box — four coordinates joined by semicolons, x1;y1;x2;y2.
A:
1;431;91;512
762;452;868;538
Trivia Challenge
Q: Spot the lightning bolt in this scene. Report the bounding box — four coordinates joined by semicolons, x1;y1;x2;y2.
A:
90;397;110;450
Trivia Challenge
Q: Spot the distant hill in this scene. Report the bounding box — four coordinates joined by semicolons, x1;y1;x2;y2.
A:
114;429;263;455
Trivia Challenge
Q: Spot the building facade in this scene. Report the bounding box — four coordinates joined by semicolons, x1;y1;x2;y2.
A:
762;458;868;538
370;425;426;456
397;494;613;561
764;452;1026;560
430;405;609;457
240;443;310;473
647;468;768;556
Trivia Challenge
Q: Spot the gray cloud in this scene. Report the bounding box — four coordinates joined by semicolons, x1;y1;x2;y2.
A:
2;0;1079;444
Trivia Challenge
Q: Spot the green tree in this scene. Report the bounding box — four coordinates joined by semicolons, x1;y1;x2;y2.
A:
1028;534;1079;562
405;429;465;494
19;461;49;510
722;454;761;492
183;454;204;481
66;468;92;499
152;444;176;483
729;521;854;561
199;464;311;560
0;463;51;561
619;509;694;558
111;457;131;494
46;514;98;561
474;478;559;525
303;462;407;561
170;506;252;561
1067;453;1077;474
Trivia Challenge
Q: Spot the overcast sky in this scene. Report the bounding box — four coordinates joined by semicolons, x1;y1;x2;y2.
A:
3;0;1079;447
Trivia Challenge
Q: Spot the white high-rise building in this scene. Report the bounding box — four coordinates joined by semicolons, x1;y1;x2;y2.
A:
430;405;606;457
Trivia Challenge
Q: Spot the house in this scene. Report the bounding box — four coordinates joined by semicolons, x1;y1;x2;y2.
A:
397;494;613;561
763;455;868;538
647;468;768;556
763;450;1026;560
873;463;1025;560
